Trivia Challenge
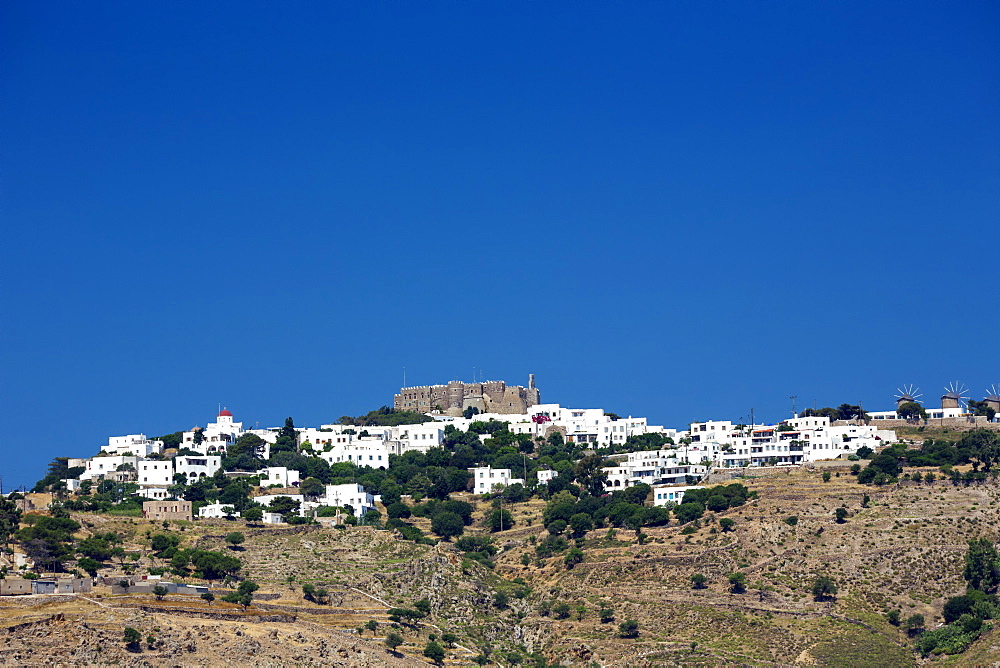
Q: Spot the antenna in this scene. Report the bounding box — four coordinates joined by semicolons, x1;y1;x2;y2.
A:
790;396;797;418
403;367;406;388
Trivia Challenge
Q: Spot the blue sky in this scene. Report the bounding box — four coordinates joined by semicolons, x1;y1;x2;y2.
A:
1;2;997;489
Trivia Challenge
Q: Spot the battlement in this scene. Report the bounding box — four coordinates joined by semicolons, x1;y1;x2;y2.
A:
394;376;540;416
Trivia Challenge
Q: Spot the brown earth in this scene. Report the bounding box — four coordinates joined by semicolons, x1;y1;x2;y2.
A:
6;461;1000;666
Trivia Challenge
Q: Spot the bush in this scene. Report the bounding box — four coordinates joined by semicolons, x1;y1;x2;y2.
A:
385;631;404;652
905;613;925;635
77;557;102;577
719;518;735;532
388;520;424;542
728;572;746;593
917;620;980;656
430;511;465;540
302;583;316;601
811;576;837;601
618;619;639;638
455;536;497;556
124;626;141;649
387;607;425;624
568;513;593;537
486;508;514;533
423;640;445;664
943;593;987;623
690;573;707;589
705;495;729;512
673;502;704;524
564;547;584;569
386;502;411;519
535;535;568;558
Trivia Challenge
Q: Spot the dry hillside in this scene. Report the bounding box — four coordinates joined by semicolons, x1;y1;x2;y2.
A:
5;461;1000;666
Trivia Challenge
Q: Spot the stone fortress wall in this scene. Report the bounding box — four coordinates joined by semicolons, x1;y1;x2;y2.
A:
395;374;541;416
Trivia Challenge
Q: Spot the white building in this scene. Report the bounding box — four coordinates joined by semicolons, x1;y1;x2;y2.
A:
315;439;393;468
868;406;966;421
244;428;278;447
321;483;375;516
80;455;139;481
438;404;669;448
137;459;175;486
651;484;705;507
254;493;305;512
718;416;895;468
175;455;221;481
137;487;173;500
257;466;300;488
105;434;164;457
199;502;240;519
537;469;557;485
299;423;442;462
470;466;524;494
182;409;245;455
395;424;445;452
603;450;708;490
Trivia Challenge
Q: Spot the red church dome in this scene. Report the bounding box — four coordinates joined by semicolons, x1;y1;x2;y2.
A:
218;409;233;417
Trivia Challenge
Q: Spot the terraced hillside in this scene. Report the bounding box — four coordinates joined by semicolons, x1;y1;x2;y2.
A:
484;465;1000;666
5;463;1000;666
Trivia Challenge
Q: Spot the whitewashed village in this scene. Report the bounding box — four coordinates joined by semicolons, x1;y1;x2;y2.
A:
45;378;998;523
2;376;1000;665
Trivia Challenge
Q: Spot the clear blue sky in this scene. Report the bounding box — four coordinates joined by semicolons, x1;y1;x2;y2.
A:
1;2;997;489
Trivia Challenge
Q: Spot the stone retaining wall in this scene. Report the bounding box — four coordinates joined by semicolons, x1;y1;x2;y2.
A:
115;603;296;623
